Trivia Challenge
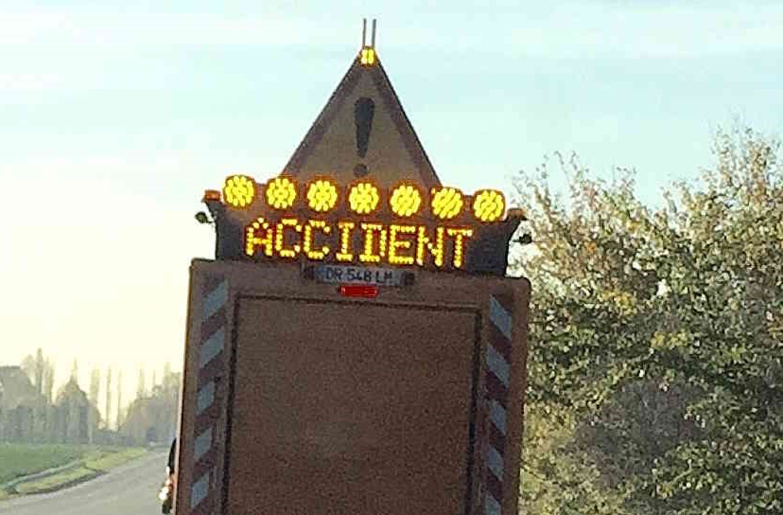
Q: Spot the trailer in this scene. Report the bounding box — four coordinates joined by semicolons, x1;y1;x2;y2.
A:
172;23;530;515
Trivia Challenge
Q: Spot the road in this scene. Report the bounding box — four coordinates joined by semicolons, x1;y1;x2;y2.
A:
0;450;167;515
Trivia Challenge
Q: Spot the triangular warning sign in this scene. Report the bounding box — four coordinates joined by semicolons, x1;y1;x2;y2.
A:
282;50;441;188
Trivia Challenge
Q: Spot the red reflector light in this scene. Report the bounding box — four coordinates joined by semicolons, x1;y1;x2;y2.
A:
339;285;379;298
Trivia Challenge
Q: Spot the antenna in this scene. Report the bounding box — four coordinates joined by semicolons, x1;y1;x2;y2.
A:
359;18;377;65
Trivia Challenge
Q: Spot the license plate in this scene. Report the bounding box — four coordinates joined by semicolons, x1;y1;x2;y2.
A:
311;264;413;287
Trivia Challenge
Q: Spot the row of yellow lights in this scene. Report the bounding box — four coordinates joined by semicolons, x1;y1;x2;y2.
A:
221;175;506;223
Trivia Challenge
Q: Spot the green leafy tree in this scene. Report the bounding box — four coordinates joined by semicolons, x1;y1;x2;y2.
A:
513;126;783;515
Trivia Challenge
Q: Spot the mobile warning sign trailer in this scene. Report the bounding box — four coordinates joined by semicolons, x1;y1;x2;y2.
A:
174;22;530;515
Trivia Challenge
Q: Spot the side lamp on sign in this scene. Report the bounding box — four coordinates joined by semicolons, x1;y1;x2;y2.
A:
197;189;222;225
509;209;533;245
195;211;213;225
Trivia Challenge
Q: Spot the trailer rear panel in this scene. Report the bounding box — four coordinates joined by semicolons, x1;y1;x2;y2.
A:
175;260;529;515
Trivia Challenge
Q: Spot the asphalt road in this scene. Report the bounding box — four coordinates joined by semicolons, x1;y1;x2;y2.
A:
0;450;168;515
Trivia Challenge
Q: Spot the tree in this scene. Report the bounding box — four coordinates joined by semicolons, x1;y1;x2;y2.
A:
43;358;54;405
122;368;181;444
35;349;45;395
512;125;783;515
88;367;102;443
70;359;79;385
104;367;112;430
89;368;101;407
20;348;47;396
19;349;56;439
116;370;123;430
136;366;147;400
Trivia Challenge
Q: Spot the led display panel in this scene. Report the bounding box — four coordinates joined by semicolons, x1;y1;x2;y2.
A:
204;177;522;275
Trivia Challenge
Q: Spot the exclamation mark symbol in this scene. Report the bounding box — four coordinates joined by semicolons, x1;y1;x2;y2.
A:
353;97;375;178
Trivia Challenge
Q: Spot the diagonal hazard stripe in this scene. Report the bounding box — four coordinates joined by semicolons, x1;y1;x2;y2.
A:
485;372;509;407
200;306;227;341
488;423;507;455
487;445;504;481
199;327;225;369
489;400;507;436
194;428;213;462
486;344;510;387
202;280;228;322
484;292;514;515
485;494;502;515
190;472;210;509
196;381;215;414
489;295;512;341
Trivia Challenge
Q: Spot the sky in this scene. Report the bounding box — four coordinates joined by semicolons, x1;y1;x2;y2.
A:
1;1;782;412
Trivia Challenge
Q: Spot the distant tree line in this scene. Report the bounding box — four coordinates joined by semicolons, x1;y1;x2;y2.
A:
0;349;180;446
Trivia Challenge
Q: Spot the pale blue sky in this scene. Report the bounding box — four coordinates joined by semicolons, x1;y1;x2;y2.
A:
1;1;781;409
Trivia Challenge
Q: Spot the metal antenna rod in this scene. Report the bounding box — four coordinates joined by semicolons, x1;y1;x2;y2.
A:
362;18;367;47
371;19;377;47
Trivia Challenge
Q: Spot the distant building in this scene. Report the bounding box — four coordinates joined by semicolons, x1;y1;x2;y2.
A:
0;366;46;441
0;366;43;409
54;379;100;444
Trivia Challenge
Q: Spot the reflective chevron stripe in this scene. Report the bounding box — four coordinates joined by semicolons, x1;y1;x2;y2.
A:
484;294;513;515
188;277;228;515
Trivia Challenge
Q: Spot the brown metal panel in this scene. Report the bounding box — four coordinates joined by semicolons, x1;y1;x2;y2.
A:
225;298;479;515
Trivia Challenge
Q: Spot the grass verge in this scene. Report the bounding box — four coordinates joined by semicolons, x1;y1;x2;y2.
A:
14;466;98;495
84;447;148;472
0;443;84;484
0;445;148;499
